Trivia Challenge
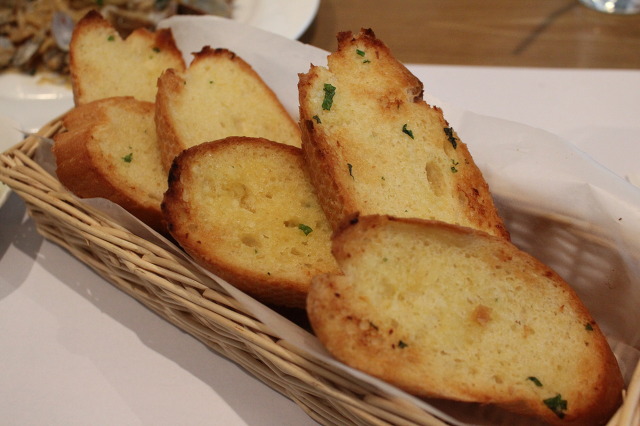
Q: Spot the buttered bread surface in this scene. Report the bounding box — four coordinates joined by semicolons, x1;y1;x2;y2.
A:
299;29;508;239
69;10;185;105
162;137;338;308
155;46;301;172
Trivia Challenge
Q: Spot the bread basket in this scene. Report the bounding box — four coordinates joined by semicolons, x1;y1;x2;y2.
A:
0;108;638;425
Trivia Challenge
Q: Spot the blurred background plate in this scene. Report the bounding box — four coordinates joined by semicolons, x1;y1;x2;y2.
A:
0;73;73;134
234;0;320;39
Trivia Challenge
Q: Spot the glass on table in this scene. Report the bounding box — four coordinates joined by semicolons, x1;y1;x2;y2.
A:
579;0;640;13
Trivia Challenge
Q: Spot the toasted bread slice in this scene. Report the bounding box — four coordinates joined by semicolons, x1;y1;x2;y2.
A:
69;10;185;105
53;97;166;231
298;29;508;239
307;215;623;425
155;46;301;172
162;137;338;308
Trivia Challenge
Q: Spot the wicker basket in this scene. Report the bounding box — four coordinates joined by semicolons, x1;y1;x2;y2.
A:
1;120;638;426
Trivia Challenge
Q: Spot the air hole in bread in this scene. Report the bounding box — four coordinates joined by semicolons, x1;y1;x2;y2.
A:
471;304;493;326
442;136;457;157
225;181;246;196
232;117;246;131
424;160;444;196
238;197;255;212
241;234;261;248
225;182;255;212
457;189;473;212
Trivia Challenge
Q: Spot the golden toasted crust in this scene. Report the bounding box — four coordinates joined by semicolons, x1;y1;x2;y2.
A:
155;46;301;172
154;67;185;172
162;137;338;308
69;10;185;105
53;97;166;231
298;29;509;239
308;215;623;425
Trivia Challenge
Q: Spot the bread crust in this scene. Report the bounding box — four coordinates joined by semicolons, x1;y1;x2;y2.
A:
53;97;166;231
308;215;623;425
298;29;509;239
154;66;185;171
162;137;338;308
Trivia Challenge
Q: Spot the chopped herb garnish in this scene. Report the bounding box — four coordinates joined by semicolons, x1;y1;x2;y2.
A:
152;47;160;53
209;80;214;84
347;163;354;178
585;322;594;331
363;59;371;64
527;376;543;387
322;83;336;110
543;394;568;419
298;224;313;236
122;153;133;163
107;35;115;42
402;124;414;139
398;340;408;349
451;159;459;173
444;127;458;149
369;321;379;330
356;49;365;57
96;0;104;6
312;115;321;124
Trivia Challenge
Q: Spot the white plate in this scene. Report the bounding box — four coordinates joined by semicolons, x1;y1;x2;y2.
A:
0;73;74;134
233;0;320;39
0;0;319;133
0;115;24;208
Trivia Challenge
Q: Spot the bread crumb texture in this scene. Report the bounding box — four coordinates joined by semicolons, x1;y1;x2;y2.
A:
53;97;166;231
155;46;300;171
94;102;166;201
163;137;338;308
70;10;185;104
299;30;508;239
308;215;623;425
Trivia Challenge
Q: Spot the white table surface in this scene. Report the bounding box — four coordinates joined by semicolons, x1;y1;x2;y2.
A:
1;64;639;426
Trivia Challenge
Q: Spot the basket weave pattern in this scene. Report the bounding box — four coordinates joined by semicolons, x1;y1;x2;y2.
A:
1;122;638;426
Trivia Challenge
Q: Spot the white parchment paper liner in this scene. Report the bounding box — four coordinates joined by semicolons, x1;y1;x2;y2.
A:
38;16;640;425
